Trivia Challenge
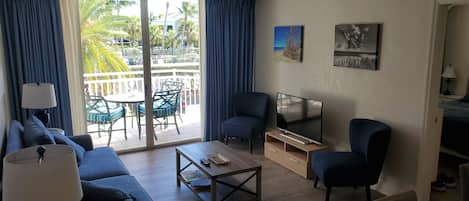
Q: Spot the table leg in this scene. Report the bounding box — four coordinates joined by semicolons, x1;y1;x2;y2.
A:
211;177;217;201
176;151;181;187
256;167;262;201
136;103;141;139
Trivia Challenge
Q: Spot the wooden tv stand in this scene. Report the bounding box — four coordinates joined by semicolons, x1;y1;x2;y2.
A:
264;130;328;179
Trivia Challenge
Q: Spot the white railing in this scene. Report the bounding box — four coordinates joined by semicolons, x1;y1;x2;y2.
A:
84;66;201;107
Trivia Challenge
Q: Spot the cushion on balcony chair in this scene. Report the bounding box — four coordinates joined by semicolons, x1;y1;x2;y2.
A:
137;104;176;117
91;175;153;201
312;152;369;187
79;147;130;180
222;116;263;138
87;106;125;123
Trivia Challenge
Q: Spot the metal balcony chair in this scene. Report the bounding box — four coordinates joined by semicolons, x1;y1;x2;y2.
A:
137;90;181;140
85;95;127;146
162;80;185;121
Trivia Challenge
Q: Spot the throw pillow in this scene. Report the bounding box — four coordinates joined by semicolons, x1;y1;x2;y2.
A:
23;115;55;146
50;132;85;166
81;181;134;201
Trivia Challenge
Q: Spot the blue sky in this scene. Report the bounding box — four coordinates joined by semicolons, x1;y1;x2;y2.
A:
274;26;303;49
120;0;199;17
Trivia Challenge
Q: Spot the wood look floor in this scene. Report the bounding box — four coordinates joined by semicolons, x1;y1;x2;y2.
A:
119;139;385;201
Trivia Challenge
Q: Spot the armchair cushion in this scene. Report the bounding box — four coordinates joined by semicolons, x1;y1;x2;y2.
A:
50;131;85;165
312;152;368;187
222;116;263;138
23;116;55;146
79;147;130;180
81;180;133;201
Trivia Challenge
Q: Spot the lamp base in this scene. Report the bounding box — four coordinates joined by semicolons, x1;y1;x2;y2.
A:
34;110;50;127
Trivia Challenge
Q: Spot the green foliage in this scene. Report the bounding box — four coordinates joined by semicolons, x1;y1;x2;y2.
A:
80;0;129;73
124;16;141;47
178;1;198;47
150;24;163;48
177;20;198;47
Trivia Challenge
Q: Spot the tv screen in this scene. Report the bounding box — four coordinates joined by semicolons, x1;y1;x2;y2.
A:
276;92;323;144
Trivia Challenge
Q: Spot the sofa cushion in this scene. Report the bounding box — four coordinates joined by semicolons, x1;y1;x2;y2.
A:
23;116;55;146
222;116;263;137
79;147;129;180
81;180;133;201
6;121;25;155
50;131;85;165
91;175;152;201
312;152;369;187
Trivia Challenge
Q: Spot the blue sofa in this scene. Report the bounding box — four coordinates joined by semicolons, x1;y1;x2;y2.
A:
6;120;153;201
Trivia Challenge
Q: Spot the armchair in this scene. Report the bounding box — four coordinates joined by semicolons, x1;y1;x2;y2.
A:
137;90;181;140
311;119;391;201
221;92;269;153
85;95;127;146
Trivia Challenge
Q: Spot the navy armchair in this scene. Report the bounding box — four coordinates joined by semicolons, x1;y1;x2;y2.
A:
312;119;391;201
222;92;269;153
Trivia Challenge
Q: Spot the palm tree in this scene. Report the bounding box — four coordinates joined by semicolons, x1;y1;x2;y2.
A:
150;24;163;48
178;1;197;47
165;30;178;49
80;0;129;73
124;16;141;47
177;20;198;47
162;1;170;49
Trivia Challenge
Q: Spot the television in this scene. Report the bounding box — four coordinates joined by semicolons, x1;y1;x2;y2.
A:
276;92;323;144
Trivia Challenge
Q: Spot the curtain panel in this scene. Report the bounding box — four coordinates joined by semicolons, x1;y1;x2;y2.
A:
204;0;256;141
0;0;73;135
60;0;87;134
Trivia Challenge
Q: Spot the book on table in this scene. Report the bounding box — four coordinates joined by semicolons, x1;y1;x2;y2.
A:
180;169;207;183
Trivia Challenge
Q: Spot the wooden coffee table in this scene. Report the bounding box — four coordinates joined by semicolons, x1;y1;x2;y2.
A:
176;141;262;201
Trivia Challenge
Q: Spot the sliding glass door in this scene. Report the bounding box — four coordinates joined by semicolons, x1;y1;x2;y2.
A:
79;0;201;151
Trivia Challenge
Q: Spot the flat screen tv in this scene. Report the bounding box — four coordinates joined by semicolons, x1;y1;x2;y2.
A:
276;92;323;144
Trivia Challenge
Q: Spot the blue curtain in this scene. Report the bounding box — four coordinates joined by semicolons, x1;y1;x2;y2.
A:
204;0;256;141
0;0;73;135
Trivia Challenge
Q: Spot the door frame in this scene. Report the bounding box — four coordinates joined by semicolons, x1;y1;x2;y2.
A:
420;0;468;200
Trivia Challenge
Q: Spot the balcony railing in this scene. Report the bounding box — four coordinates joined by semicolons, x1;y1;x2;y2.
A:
84;65;201;107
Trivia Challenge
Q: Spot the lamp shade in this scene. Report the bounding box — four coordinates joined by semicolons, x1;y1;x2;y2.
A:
442;64;457;79
22;83;57;109
3;145;83;201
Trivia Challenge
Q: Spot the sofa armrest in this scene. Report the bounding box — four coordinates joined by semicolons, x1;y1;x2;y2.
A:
69;135;94;151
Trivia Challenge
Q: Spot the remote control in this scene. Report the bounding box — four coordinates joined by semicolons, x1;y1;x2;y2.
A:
201;159;210;167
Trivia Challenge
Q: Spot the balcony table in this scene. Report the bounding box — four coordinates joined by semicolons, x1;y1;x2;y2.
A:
104;93;145;129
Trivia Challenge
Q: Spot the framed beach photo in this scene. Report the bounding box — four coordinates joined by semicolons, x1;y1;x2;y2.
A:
333;23;382;70
273;25;304;63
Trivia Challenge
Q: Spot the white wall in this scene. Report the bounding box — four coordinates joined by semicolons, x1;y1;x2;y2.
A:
444;5;469;96
255;0;434;198
0;24;11;154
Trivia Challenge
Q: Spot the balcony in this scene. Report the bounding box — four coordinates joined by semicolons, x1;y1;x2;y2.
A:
84;64;201;151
